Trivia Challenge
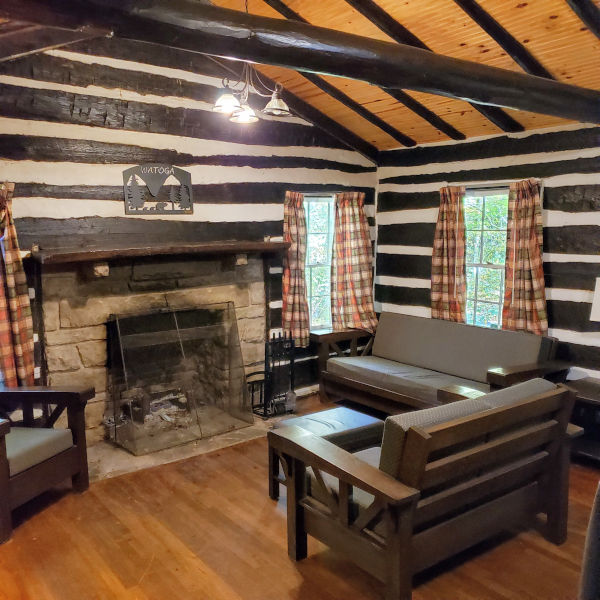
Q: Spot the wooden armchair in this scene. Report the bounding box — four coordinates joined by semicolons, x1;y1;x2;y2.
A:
0;385;94;543
268;380;575;600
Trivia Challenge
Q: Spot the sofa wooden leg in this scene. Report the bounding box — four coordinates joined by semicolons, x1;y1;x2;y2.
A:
268;446;279;500
287;457;307;561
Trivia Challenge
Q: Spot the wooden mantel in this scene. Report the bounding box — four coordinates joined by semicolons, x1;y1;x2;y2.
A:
29;240;290;265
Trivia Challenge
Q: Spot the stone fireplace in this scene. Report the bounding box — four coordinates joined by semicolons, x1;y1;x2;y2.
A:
33;248;280;445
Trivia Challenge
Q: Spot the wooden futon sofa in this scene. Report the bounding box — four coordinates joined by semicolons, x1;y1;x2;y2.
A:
321;312;569;413
269;378;575;600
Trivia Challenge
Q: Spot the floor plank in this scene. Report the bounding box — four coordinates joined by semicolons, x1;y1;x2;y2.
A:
0;435;597;599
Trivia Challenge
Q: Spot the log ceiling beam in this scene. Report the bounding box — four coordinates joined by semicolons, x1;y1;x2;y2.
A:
260;0;416;146
0;23;108;63
1;1;599;124
451;0;554;79
566;0;600;40
265;0;465;141
342;0;523;133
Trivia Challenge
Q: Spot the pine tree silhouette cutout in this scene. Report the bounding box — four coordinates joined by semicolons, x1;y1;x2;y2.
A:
178;185;192;210
128;175;145;210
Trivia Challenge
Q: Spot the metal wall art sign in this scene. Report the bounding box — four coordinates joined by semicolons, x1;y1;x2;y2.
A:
123;164;193;215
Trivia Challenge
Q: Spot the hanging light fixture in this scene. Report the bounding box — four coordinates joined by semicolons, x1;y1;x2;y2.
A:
211;1;292;124
263;84;291;117
213;79;241;115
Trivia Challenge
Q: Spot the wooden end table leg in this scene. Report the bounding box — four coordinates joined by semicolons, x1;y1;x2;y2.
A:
268;443;280;500
0;437;12;543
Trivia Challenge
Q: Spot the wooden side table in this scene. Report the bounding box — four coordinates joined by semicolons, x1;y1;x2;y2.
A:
310;328;374;378
565;377;600;463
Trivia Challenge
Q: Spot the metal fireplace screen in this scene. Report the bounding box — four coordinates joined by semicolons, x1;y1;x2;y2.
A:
107;302;253;455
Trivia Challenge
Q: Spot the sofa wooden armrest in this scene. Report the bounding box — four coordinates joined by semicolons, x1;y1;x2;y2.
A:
487;360;571;388
0;419;9;438
268;426;418;507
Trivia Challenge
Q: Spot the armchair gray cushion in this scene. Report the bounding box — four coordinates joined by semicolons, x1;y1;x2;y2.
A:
378;378;558;478
6;427;73;476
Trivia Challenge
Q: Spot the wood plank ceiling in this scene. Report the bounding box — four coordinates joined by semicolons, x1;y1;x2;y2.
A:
212;0;600;150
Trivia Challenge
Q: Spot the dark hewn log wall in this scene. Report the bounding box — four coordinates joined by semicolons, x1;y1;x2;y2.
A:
375;125;600;377
0;36;377;394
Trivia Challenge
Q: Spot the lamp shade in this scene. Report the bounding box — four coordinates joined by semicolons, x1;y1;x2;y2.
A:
229;104;258;123
263;91;291;117
591;278;600;322
213;89;240;114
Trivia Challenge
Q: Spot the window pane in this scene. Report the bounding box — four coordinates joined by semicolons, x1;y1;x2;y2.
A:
477;267;503;302
481;231;507;265
311;266;330;297
308;201;329;233
466;299;475;325
483;195;509;230
475;302;500;329
310;296;330;327
464;196;483;230
466;266;476;300
465;230;481;264
307;233;328;265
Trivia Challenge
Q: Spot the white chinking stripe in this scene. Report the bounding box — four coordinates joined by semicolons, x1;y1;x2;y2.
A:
377;173;600;194
543;253;600;263
0;117;372;166
269;300;283;309
374;301;431;318
375;276;431;288
269;267;283;274
0;161;376;188
546;288;595;303
376;245;433;256
382;123;598;151
377;146;600;179
543;211;600;227
377;207;439;225
12;198;283;222
548;329;600;347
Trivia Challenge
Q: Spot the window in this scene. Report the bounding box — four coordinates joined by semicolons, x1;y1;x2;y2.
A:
304;195;335;329
464;189;509;329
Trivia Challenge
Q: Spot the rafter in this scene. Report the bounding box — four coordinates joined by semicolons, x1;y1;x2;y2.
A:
452;0;554;79
342;0;524;133
264;0;464;141
566;0;600;40
260;0;416;147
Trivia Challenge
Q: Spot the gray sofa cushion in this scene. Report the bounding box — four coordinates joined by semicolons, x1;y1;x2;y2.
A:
372;312;553;384
379;397;488;478
6;427;73;477
327;355;489;404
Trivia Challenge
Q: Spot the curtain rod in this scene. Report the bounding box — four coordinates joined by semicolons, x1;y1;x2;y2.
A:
457;178;542;189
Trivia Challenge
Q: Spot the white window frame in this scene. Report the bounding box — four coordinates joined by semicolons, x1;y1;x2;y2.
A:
464;187;509;329
304;194;336;330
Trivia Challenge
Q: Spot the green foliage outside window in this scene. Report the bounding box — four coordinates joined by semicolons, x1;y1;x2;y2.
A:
464;192;509;329
304;197;336;329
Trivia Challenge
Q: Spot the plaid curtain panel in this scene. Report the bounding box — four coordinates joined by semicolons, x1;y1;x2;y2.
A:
0;182;35;387
502;178;548;335
331;192;378;333
282;191;310;347
431;186;467;322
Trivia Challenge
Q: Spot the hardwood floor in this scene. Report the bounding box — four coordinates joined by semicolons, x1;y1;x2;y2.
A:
0;433;597;599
